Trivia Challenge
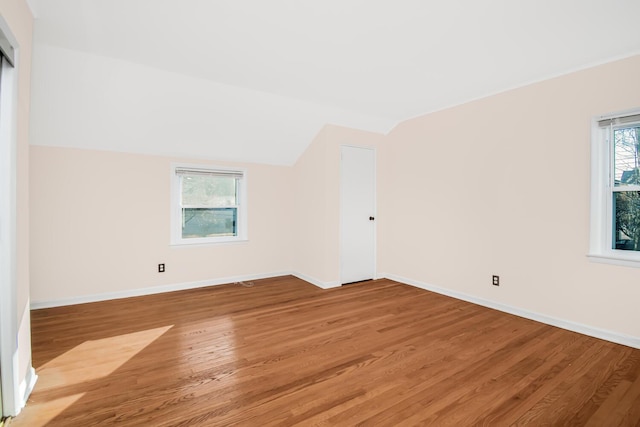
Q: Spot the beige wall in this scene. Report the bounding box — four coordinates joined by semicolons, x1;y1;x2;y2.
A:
292;127;333;283
31;124;386;298
381;55;640;338
27;50;640;342
30;146;293;303
0;0;34;411
292;124;385;286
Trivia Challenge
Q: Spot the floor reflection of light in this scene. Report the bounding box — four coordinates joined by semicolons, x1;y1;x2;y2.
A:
179;317;239;385
37;325;173;391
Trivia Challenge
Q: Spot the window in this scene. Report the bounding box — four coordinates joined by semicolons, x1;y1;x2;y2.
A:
589;109;640;266
171;164;247;245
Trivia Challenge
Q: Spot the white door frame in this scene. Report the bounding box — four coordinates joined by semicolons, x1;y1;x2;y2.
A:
0;15;20;417
339;144;377;284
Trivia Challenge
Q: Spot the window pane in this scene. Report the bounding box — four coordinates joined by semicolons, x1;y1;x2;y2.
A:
182;208;237;238
613;191;640;251
181;175;237;207
613;126;640;186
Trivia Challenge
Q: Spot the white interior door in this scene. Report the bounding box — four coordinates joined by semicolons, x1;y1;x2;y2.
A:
340;146;376;284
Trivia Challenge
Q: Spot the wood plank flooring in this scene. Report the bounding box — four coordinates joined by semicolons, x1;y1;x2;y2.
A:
9;276;640;426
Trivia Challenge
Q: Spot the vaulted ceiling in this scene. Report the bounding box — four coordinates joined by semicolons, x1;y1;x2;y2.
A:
29;0;640;164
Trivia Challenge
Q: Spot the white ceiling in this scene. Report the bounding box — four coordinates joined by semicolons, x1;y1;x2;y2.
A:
29;0;640;164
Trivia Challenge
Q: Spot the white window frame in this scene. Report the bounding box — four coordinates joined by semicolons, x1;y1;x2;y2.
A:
170;163;248;246
588;108;640;267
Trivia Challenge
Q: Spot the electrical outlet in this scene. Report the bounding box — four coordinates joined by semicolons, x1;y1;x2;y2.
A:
492;275;499;286
158;263;165;273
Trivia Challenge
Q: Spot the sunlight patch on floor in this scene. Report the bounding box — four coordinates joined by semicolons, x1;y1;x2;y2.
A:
15;393;86;427
7;326;174;426
36;325;173;392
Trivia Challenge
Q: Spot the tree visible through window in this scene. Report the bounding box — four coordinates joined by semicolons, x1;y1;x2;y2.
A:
613;126;640;251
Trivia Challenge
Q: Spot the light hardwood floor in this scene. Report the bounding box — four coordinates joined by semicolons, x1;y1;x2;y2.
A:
8;276;640;426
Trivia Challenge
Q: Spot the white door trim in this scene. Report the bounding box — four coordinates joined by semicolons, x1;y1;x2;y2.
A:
0;15;21;417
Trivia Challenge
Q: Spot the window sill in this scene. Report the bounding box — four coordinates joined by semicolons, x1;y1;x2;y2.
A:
587;253;640;268
171;238;249;248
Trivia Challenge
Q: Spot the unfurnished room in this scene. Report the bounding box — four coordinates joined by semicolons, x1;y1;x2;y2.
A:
1;0;640;425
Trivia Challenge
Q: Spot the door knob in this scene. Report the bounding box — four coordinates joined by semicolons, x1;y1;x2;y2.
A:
369;216;375;221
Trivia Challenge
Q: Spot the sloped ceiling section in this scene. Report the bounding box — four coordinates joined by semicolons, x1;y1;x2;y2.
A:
29;0;640;165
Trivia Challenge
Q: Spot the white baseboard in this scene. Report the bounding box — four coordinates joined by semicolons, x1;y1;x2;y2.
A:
18;366;37;413
30;271;292;309
30;271;639;349
376;272;389;280
292;272;341;289
384;273;640;350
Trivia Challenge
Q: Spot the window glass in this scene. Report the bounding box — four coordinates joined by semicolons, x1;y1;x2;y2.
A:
611;125;640;252
613;127;640;187
182;207;237;238
181;175;237;207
